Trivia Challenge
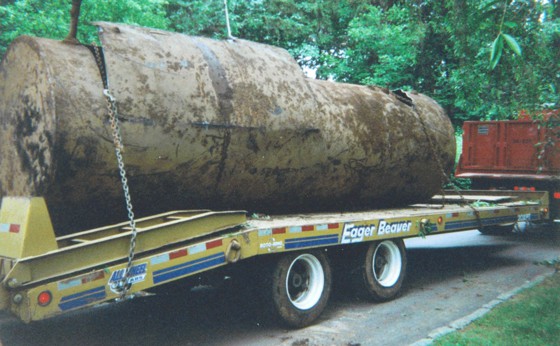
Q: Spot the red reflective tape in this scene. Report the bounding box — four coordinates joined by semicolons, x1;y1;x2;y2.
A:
328;223;339;229
9;224;20;233
554;192;560;199
302;225;314;232
170;249;188;260
452;212;459;218
272;228;286;234
206;239;223;250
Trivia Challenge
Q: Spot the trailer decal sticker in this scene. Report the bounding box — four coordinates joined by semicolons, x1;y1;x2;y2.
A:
108;263;148;293
341;223;376;244
377;220;412;235
58;271;105;291
58;286;106;311
444;215;517;231
259;239;283;251
0;223;20;233
285;235;339;249
153;252;226;284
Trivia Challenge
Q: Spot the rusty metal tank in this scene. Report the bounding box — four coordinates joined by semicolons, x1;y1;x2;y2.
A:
0;22;456;234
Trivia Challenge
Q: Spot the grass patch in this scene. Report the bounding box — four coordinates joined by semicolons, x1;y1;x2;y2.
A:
433;272;560;346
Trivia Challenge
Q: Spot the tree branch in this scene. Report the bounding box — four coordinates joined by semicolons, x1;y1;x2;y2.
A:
63;0;83;45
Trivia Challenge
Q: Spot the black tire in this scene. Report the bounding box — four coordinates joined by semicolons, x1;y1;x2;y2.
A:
353;239;407;301
271;250;332;328
479;224;515;235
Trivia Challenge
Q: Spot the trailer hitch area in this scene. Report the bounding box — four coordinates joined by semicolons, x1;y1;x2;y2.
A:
226;239;242;263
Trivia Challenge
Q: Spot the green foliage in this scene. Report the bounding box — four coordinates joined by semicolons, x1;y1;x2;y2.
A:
0;0;558;125
434;273;560;346
341;5;426;88
0;0;169;56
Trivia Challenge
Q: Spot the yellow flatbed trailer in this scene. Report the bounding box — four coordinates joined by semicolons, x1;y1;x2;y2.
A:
0;190;551;327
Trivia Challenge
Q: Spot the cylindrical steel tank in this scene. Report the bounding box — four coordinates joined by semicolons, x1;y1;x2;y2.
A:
0;22;455;234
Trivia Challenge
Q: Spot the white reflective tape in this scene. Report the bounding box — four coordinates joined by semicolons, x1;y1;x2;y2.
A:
0;224;9;233
258;229;272;237
289;226;302;233
188;243;206;255
58;278;82;291
151;253;170;265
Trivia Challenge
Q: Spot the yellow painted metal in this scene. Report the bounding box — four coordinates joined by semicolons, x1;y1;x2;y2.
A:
3;206;246;287
0;190;550;322
0;197;57;259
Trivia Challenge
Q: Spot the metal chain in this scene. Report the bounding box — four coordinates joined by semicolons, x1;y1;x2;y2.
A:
93;45;138;301
412;102;483;229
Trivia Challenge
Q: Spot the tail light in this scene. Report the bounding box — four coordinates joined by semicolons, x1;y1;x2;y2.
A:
38;291;52;306
554;192;560;199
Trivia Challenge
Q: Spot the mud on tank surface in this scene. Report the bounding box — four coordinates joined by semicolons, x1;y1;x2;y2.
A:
0;23;455;235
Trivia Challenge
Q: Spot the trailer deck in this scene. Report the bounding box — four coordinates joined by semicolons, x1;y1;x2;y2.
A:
0;190;551;324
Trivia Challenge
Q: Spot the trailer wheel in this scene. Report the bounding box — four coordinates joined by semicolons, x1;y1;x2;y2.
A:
271;250;332;328
354;240;406;301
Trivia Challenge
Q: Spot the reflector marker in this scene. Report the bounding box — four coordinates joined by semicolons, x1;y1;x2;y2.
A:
188;243;206;255
0;224;20;233
289;226;302;233
58;271;105;291
258;228;272;236
170;249;188;260
153;253;226;284
151;240;221;266
206;239;223;250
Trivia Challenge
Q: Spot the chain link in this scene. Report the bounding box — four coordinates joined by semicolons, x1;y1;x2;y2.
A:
412;102;483;229
93;45;138;301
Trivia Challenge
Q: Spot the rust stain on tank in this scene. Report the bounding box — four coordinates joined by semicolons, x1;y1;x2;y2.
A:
0;23;455;235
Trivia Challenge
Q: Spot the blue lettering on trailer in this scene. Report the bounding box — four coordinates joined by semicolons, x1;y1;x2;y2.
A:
152;253;226;284
58;286;106;311
285;235;339;249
